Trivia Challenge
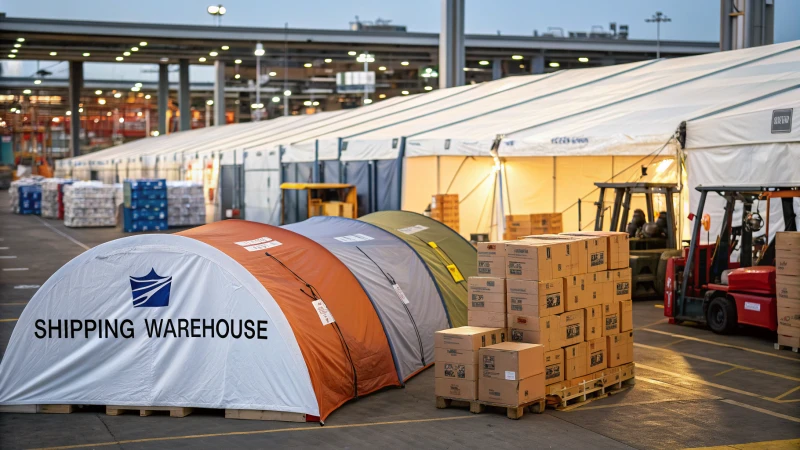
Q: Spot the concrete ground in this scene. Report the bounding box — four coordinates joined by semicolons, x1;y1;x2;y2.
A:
0;191;798;450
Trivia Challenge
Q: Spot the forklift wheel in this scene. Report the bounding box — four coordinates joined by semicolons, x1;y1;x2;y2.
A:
707;296;738;334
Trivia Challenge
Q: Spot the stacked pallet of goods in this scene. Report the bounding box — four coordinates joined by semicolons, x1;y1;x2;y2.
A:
776;232;800;351
166;181;206;227
430;194;460;232
63;182;118;228
504;213;562;240
122;179;168;232
9;179;41;215
40;179;71;219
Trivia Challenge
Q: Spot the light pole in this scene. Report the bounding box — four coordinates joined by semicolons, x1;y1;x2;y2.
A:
207;5;226;26
357;52;375;104
254;43;265;121
646;11;671;59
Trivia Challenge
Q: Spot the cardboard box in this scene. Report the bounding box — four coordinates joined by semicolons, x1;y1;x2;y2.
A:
479;372;545;406
585;271;607;308
778;332;800;349
544;348;565;384
777;257;800;278
521;234;584;275
477;242;505;258
584;305;603;341
619;300;633;332
546;381;565;396
468;310;507;328
435;326;506;351
435;347;478;365
477;256;506;277
619;362;636;381
436;377;478;401
468;278;507;312
435;362;478;381
508;314;560;351
564;274;588;311
558;309;585;347
479;342;544;380
562;231;629;270
586;337;607;372
505;240;570;281
607;331;634;367
777;275;800;301
603;366;621;387
603;300;620;336
506;278;564;317
777;299;800;329
564;342;588;380
776;231;800;252
612;268;633;302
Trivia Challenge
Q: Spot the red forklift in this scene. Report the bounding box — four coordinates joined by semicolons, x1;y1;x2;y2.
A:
664;184;799;334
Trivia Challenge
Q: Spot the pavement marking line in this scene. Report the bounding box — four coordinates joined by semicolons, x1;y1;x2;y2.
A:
634;318;668;330
35;217;91;251
635;376;721;400
0;302;27;306
32;415;480;450
683;438;800;449
0;255;17;259
0;246;8;249
773;385;800;401
568;398;717;411
662;338;686;348
714;367;739;377
720;399;800;424
635;363;775;402
13;284;39;289
2;268;28;271
635;343;800;382
637;328;800;362
654;304;664;309
0;318;19;322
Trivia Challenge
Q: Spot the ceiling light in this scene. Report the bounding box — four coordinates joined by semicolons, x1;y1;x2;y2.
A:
207;5;219;14
549;62;560;68
199;57;207;62
131;47;139;52
348;51;357;56
400;61;409;66
123;51;131;56
50;51;58;56
479;60;490;65
379;94;386;99
95;90;103;95
324;58;332;63
283;90;292;96
11;49;18;53
119;118;125;123
356;53;375;63
78;108;83;113
23;89;32;94
114;92;122;98
160;57;169;62
221;45;230;50
303;100;311;106
363;98;372;104
34;79;42;84
17;38;25;42
116;56;124;61
65;111;71;116
140;41;148;46
312;101;319;106
94;118;99;123
269;71;277;76
424;86;433;91
106;111;112;116
519;64;525;68
254;43;265;56
378;66;386;71
8;55;16;58
135;82;142;87
234;59;242;64
52;117;60;123
151;131;160;137
304;63;312;67
206;99;214;105
209;51;218;57
511;55;523;60
234;73;240;79
272;96;280;102
145;94;151;99
83;52;90;57
131;86;140;92
98;98;106;105
14;44;21;48
578;57;589;63
401;90;409;95
10;107;16;112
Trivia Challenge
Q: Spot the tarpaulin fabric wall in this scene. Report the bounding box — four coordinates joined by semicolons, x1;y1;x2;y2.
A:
178;221;399;420
284;216;449;381
0;234;319;416
359;211;476;327
281;161;314;224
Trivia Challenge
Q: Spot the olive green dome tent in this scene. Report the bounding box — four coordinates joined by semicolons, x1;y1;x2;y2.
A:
359;211;476;327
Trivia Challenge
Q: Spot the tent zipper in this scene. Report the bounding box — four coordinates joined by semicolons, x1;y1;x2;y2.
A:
264;252;359;398
356;246;426;367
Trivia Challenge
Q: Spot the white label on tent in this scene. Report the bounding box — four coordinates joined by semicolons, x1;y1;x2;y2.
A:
505;371;516;381
334;234;375;243
244;241;283;252
744;302;760;312
392;284;410;304
397;225;429;235
353;234;374;241
312;299;335;325
235;236;272;246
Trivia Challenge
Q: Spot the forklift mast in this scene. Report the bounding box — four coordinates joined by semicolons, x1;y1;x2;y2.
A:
593;182;679;249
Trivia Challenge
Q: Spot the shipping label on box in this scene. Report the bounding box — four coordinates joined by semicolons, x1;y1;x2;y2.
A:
613;268;632;302
435;347;478;365
777;275;800;301
477;256;506;277
477;242;505;257
559;310;585;347
506;278;564;317
603;301;620;336
435;326;505;351
619;300;633;332
505;240;569;281
479;372;545;406
436;377;477;401
479;342;544;380
607;331;634;367
586;337;607;372
508;314;560;350
564;274;588;311
435;362;478;381
585;305;603;341
544;348;564;384
777;257;800;278
468;276;506;293
468;310;507;328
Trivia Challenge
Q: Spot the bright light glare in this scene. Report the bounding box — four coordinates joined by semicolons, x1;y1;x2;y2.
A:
235;59;242;64
34;79;42;85
116;56;124;61
209;51;218;57
324;58;332;63
283;90;291;96
479;60;489;65
199;57;207;62
347;51;357;56
578;57;589;63
511;55;523;60
123;51;131;56
400;61;409;66
272;96;280;102
424;86;433;91
549;62;560;68
304;63;312;67
269;71;277;76
206;100;214;105
401;90;409;95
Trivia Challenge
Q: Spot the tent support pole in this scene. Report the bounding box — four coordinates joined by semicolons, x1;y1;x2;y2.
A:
337;138;344;183
313;140;320;183
496;164;505;240
436;156;441;194
396;137;406;210
552;156;557;212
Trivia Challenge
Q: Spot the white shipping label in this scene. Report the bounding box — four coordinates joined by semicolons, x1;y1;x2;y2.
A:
312;299;336;326
235;236;273;246
505;371;516;381
353;233;374;241
244;241;283;252
333;234;375;243
397;225;429;235
744;302;761;312
392;284;410;304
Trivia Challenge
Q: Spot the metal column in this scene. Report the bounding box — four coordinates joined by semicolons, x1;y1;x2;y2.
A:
721;0;774;50
531;55;545;74
214;60;226;126
492;58;502;80
439;0;465;89
68;61;83;157
178;59;191;131
158;64;169;134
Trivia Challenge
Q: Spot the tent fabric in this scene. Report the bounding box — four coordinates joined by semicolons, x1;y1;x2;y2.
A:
283;216;449;381
178;221;400;420
359;211;476;327
0;234;319;416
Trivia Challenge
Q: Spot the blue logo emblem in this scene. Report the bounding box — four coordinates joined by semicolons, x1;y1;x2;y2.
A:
129;268;172;308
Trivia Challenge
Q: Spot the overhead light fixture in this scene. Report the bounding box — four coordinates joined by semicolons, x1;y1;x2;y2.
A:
83;52;91;57
131;47;139;52
98;98;106;105
140;41;148;46
519;64;525;68
116;56;124;61
131;86;140;92
34;79;42;85
95;90;102;95
11;49;18;53
304;63;312;67
23;89;32;94
78;108;83;113
378;66;386;71
49;51;58;56
324;58;332;63
123;51;131;56
106;111;112;116
479;60;490;65
511;55;523;60
145;94;151;99
114;92;122;98
272;96;280;102
234;73;240;79
401;90;409;95
549;62;560;68
135;82;143;87
94;118;99;123
8;54;16;58
206;99;214;105
151;131;160;136
10;107;16;112
312;101;319;106
379;93;386;99
14;44;21;48
234;59;242;64
221;45;230;50
356;53;375;63
400;61;409;66
160;57;169;62
424;86;433;91
348;51;357;56
209;51;218;57
254;42;265;56
137;111;143;117
17;38;25;42
199;57;207;62
207;4;226;15
269;71;277;76
303;100;311;106
578;57;589;63
119;118;125;123
65;111;71;116
283;90;291;96
363;98;372;104
52;117;60;123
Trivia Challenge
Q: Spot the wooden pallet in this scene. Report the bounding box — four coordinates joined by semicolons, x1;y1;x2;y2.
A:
435;396;546;420
0;404;75;414
106;405;192;417
0;405;306;422
774;343;799;353
547;375;636;411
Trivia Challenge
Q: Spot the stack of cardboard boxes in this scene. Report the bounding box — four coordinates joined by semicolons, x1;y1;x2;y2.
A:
430;194;460;232
776;232;800;349
311;201;355;219
504;213;563;240
434;327;505;402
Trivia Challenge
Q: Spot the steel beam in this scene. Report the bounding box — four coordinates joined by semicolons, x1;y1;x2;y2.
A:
439;0;465;89
178;59;191;131
158;63;169;134
68;61;82;157
214;60;226;126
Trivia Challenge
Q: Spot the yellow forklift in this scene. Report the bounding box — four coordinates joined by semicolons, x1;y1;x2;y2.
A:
280;183;358;225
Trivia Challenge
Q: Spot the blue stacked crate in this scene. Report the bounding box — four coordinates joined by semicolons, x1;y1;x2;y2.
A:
18;184;42;215
122;179;168;232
